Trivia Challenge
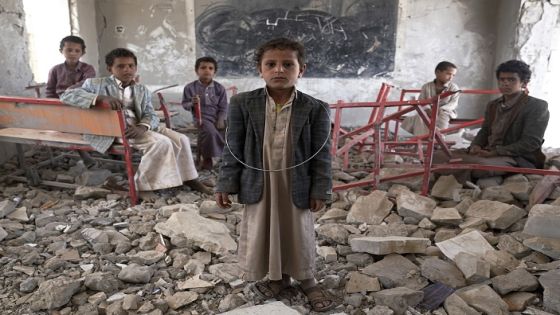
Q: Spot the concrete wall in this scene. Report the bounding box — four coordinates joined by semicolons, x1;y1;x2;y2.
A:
93;0;503;126
70;0;100;70
0;0;34;164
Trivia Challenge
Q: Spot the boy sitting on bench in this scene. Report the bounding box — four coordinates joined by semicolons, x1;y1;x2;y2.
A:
61;48;212;195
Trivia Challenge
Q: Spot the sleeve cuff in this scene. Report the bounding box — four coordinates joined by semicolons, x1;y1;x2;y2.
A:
138;123;151;130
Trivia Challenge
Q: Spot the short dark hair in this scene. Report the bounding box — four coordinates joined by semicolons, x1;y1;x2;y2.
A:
195;56;218;72
435;61;457;72
60;35;86;52
254;38;305;67
495;60;532;83
105;48;138;67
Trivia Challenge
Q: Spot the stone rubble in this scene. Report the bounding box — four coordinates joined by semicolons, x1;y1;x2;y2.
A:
0;146;559;314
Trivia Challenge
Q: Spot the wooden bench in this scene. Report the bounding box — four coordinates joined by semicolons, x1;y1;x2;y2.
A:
0;96;140;205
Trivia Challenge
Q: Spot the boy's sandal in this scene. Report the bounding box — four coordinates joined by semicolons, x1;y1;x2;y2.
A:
302;286;340;312
251;280;285;300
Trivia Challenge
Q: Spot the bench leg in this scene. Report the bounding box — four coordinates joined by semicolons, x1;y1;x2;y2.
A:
15;143;25;168
123;146;138;206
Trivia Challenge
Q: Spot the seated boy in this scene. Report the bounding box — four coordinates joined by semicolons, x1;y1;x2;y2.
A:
46;35;96;98
61;48;212;194
181;57;228;170
401;61;460;136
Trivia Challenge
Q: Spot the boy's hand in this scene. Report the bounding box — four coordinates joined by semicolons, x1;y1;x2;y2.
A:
125;125;148;139
192;95;201;106
310;198;325;212
468;145;482;155
215;118;226;130
97;95;123;110
478;149;497;157
215;192;232;208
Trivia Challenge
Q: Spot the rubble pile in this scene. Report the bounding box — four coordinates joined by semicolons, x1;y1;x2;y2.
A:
1;147;560;315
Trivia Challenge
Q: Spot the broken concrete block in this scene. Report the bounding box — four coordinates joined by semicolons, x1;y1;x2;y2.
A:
75;169;112;186
350;236;430;255
523;236;560;259
502;292;537;312
480;186;515;203
465;200;526;230
74;186;111;199
503;174;532;201
444;293;480;315
484;250;520;277
523;204;560;239
0;226;7;242
317;246;337;263
363;254;429;290
538;269;560;314
431;207;462;226
497;234;531;258
347;190;393;225
373;287;424;315
396;190;437;220
455;284;509;315
458;217;487;231
318;208;348;222
491;268;539;295
420;257;466;288
220;301;300;314
436;230;495;261
454;252;490;283
316;223;349;244
154;206;237;255
345;272;381;293
476;176;503;189
431;175;462;200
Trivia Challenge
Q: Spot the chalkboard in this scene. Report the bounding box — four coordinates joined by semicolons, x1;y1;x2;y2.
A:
195;0;397;78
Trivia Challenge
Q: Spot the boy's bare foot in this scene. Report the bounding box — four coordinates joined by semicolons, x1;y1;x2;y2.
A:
184;179;213;195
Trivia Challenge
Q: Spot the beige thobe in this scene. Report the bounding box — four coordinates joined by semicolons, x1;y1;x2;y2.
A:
129;127;198;191
238;91;316;281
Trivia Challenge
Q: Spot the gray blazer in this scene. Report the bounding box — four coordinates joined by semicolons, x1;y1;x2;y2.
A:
216;88;332;209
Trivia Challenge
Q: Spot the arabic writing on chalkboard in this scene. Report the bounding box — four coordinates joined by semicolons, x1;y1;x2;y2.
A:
195;1;397;78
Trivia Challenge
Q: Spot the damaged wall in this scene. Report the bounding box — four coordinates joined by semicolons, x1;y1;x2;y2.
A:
0;0;34;164
513;0;560;148
0;0;33;95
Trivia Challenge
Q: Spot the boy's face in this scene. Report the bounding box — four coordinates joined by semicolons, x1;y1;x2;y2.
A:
60;42;84;64
497;72;525;96
258;49;305;92
107;57;137;85
435;68;457;85
196;62;216;83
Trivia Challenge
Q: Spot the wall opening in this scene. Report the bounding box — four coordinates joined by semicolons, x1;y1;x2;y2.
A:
543;22;560;149
23;0;71;83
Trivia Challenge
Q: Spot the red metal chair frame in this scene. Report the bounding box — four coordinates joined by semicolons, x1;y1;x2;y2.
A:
330;84;560;195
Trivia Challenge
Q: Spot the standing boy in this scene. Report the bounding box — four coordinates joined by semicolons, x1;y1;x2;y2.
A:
181;57;228;170
61;48;211;194
46;35;96;98
215;38;337;312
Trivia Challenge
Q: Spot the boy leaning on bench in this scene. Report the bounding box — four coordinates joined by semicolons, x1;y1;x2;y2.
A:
61;48;212;195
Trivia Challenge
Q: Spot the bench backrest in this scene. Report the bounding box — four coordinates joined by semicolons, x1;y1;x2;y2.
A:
0;96;123;137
